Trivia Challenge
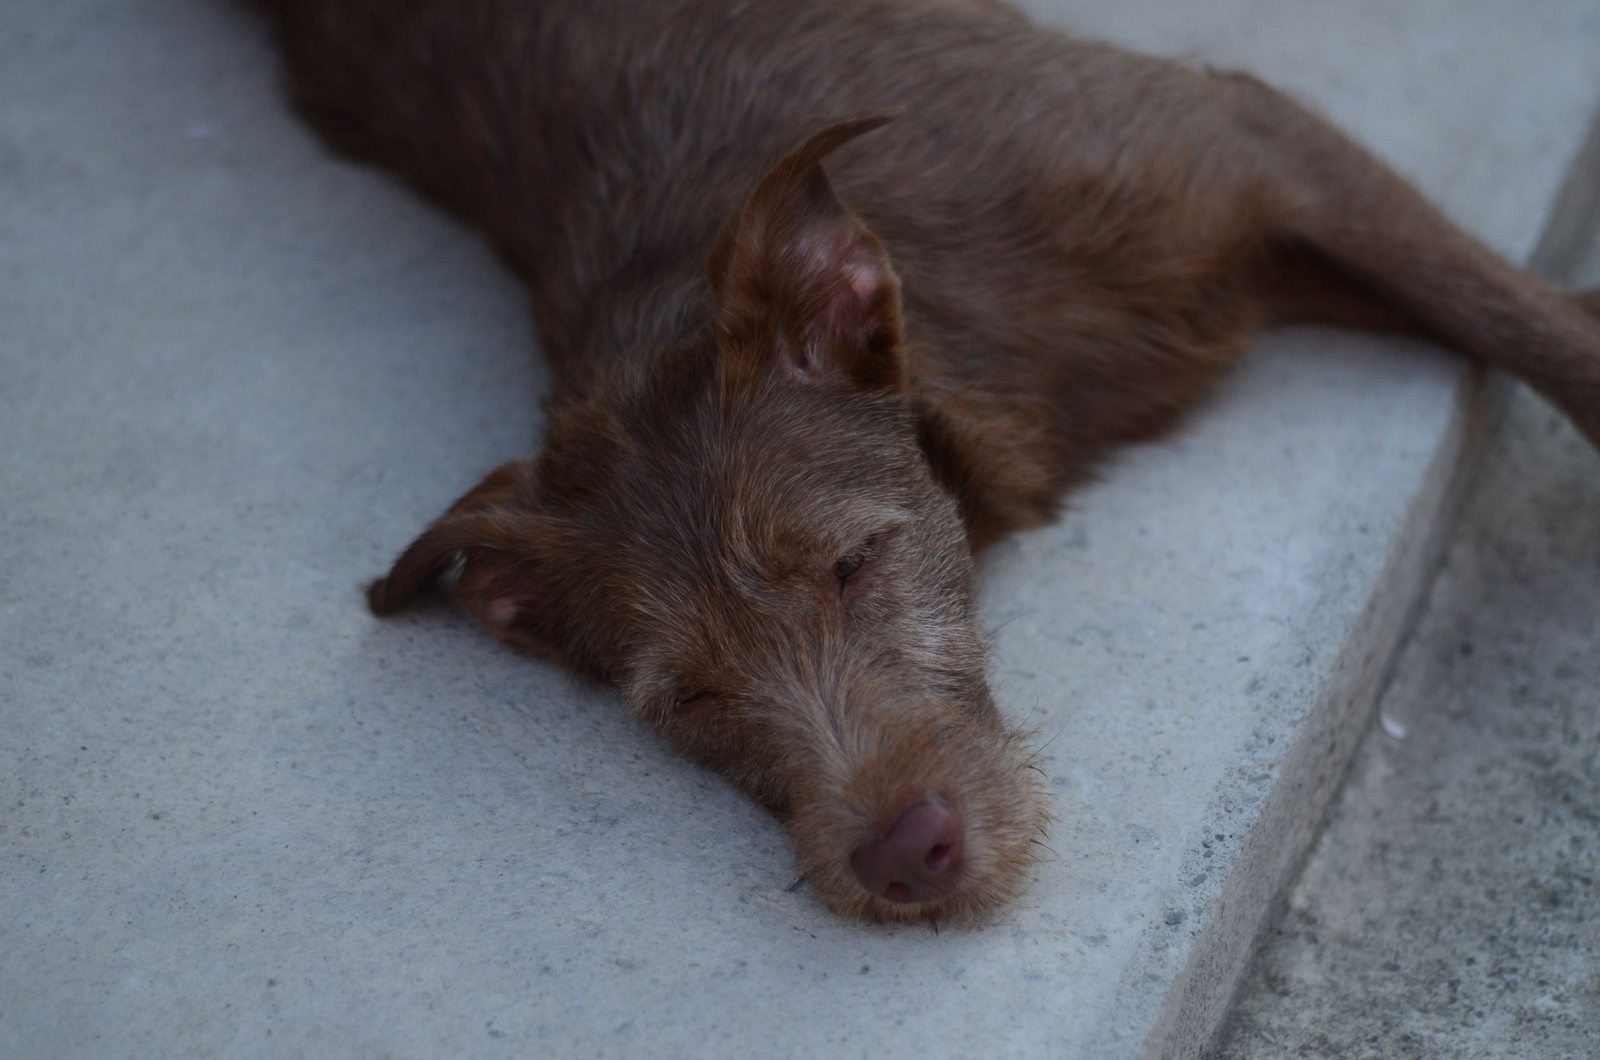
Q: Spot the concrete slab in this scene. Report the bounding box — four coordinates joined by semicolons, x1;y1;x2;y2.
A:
1215;237;1600;1060
2;1;1596;1057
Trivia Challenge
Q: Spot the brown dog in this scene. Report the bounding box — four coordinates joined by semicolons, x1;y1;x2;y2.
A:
253;0;1600;922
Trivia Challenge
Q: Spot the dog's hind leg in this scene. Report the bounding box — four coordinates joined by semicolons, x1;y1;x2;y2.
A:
1222;73;1600;450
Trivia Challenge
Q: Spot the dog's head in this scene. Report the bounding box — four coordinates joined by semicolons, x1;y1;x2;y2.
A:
368;119;1048;922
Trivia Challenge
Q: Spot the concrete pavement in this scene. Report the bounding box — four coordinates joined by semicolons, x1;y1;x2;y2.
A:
4;1;1597;1056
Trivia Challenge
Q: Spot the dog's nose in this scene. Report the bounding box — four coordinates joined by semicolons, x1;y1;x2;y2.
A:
850;798;965;903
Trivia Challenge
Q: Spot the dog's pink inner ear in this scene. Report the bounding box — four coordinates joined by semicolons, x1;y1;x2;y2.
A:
778;224;902;385
482;594;532;629
711;117;905;394
454;556;543;634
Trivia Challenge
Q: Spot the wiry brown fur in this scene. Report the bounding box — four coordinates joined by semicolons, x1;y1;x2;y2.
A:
252;0;1600;922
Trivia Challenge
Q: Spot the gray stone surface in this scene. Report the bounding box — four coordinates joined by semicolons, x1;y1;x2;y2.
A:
1215;227;1600;1060
2;2;1596;1058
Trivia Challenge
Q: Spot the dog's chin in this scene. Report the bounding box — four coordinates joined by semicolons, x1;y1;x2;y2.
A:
856;847;1042;925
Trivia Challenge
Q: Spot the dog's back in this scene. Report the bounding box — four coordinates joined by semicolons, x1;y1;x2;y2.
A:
264;0;1358;528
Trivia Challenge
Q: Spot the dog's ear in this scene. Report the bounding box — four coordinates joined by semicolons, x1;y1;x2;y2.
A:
708;116;903;395
366;460;551;641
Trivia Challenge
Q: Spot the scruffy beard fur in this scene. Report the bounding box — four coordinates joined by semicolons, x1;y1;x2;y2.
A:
257;0;1600;921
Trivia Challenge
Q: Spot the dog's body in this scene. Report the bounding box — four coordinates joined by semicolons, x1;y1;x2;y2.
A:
255;0;1600;921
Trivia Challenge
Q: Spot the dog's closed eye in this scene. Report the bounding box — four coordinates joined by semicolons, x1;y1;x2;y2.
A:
834;551;866;584
833;528;900;597
673;689;718;715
